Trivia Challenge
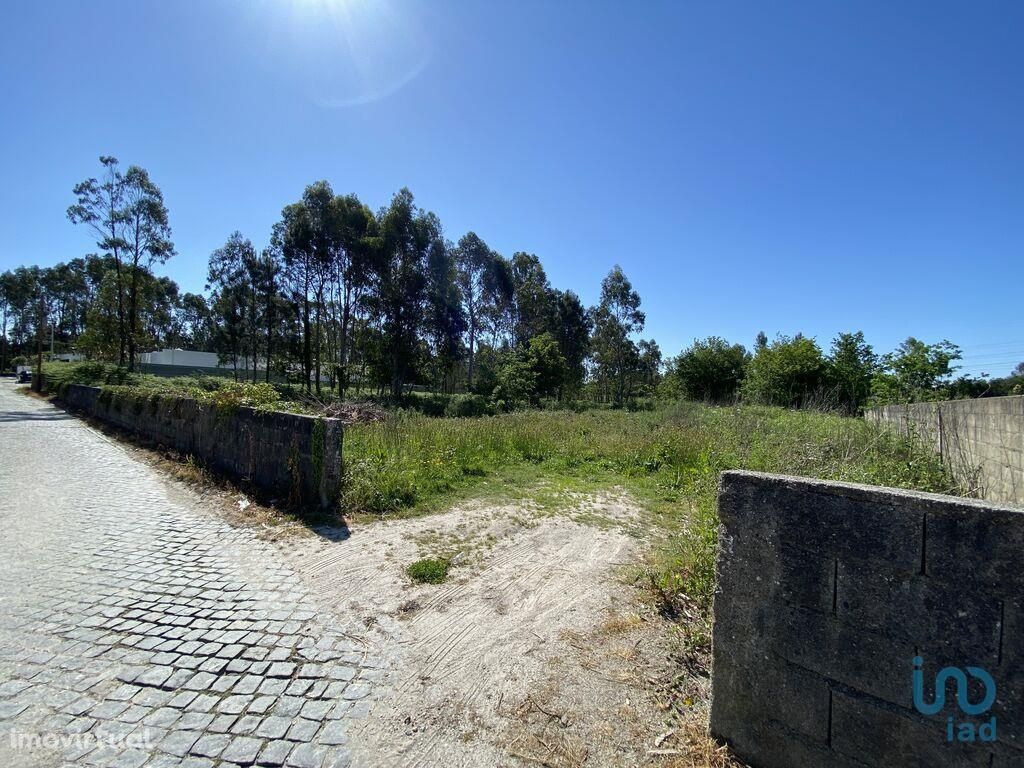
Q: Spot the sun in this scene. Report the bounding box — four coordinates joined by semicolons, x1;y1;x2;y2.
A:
262;0;430;108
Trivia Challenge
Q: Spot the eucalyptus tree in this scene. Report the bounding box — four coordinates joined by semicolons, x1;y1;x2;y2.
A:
208;232;261;379
328;192;376;393
270;182;378;393
67;156;129;364
51;258;92;340
5;267;41;349
827;331;877;413
373;188;442;397
299;181;336;391
273;202;315;391
426;238;466;391
0;271;12;370
480;254;515;349
140;275;181;350
636;338;663;395
454;231;495;389
591;265;645;405
119;165;174;370
552;289;591;398
178;293;216;352
29;267;48;390
509;251;556;346
255;248;284;383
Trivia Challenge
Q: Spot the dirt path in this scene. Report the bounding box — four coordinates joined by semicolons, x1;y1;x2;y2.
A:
276;496;677;767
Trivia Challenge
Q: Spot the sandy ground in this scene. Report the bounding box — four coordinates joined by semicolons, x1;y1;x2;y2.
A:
274;495;682;768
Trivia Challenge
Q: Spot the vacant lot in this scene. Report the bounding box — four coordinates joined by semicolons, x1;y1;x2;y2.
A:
30;371;960;766
312;400;954;764
341;401;954;613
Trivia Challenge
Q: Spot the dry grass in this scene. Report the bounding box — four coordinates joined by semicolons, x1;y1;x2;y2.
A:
656;720;746;768
599;612;645;636
506;730;591;768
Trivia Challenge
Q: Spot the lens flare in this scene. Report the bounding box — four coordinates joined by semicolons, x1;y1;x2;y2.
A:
261;0;431;108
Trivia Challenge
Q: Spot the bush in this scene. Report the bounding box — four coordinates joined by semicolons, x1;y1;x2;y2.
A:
408;393;449;417
668;336;748;403
38;361;285;413
406;557;451;584
742;335;828;408
40;361;140;395
383;392;493;418
444;393;490;418
490;354;537;411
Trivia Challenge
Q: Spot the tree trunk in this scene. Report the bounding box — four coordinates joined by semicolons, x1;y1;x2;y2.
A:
313;287;323;396
390;343;403;399
265;294;273;385
126;264;139;372
33;292;44;392
1;308;7;372
107;204;128;367
302;293;312;394
466;315;476;390
250;283;259;383
338;290;351;396
114;256;126;367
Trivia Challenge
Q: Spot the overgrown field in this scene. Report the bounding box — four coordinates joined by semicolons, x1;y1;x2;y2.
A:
40;360;957;617
341;403;955;612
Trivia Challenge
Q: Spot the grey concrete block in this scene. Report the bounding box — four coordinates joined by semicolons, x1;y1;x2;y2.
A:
864;395;1024;507
830;691;992;768
712;471;1022;768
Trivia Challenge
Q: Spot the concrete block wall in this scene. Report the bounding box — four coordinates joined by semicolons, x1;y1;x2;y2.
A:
711;470;1023;768
60;384;342;508
865;395;1024;506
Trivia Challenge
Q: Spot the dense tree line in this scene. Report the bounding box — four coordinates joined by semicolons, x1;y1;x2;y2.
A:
1;157;663;408
0;256;192;373
663;331;1024;413
4;155;1021;412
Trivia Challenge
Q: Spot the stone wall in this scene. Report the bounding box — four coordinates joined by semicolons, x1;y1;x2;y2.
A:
864;395;1024;506
711;470;1023;768
59;384;342;508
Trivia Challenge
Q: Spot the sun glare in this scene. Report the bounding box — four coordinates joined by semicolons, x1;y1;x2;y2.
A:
260;0;430;108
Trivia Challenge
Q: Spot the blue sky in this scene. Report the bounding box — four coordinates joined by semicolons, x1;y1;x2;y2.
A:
1;0;1022;376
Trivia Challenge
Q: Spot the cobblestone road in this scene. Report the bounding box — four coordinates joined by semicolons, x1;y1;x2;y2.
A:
0;383;383;768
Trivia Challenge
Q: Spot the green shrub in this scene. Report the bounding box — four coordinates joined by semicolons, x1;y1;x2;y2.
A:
410;393;449;417
39;362;286;414
444;393;491;418
406;557;451;584
40;361;139;395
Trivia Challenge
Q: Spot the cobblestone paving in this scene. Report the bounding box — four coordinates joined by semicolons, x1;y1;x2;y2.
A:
0;384;384;767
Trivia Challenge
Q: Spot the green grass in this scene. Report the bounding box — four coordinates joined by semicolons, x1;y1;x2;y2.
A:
406;557;451;584
342;402;956;613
